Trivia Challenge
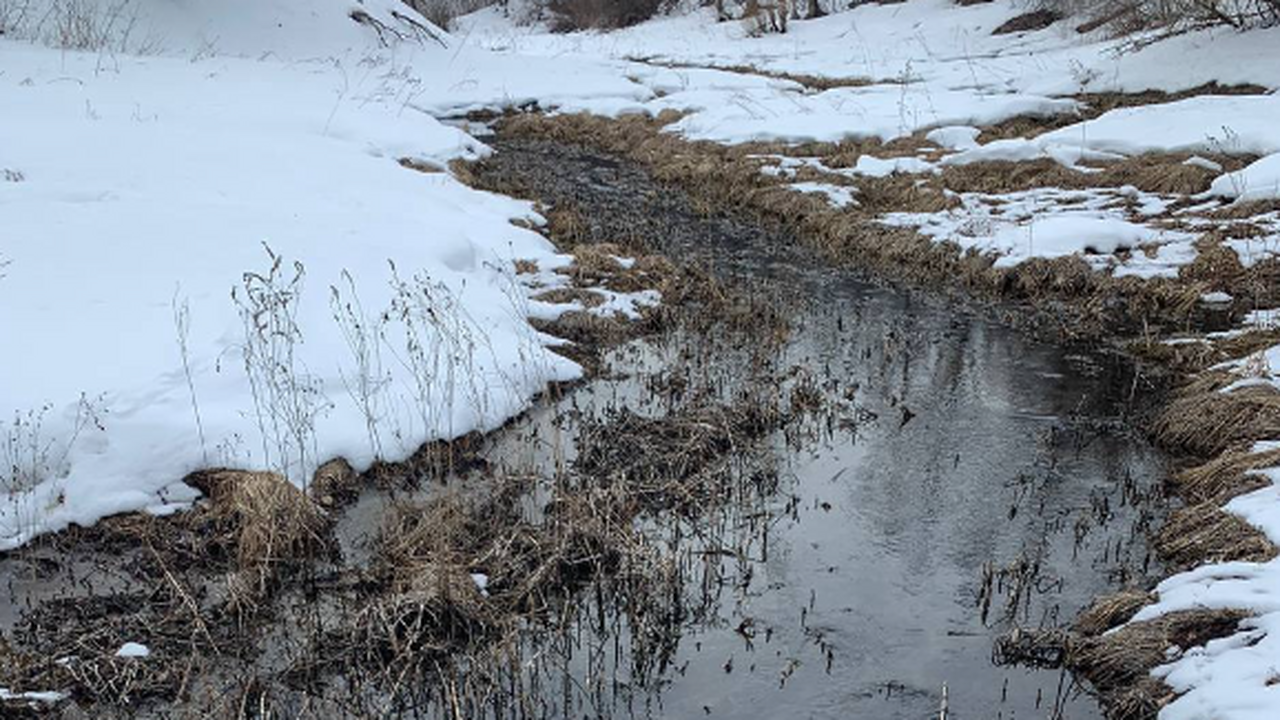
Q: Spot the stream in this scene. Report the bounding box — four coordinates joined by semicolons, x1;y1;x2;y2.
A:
443;136;1169;720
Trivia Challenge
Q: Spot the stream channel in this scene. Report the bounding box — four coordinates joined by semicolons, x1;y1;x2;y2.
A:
413;136;1171;720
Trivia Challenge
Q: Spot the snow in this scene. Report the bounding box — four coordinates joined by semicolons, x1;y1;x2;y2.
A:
2;2;654;549
115;642;151;658
1216;345;1280;394
1130;458;1280;720
851;155;938;178
881;187;1195;275
0;688;65;704
926;126;982;151
1185;156;1225;173
661;83;1077;145
1040;95;1280;158
1209;153;1280;202
789;182;858;208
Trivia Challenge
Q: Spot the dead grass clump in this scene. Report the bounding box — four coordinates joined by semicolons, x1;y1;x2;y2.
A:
398;157;443;174
1075;588;1157;636
1154;500;1277;568
544;203;591;246
1209;198;1280;221
1094;153;1239;195
533;286;608;309
938;159;1090;194
311;457;359;509
1070;608;1246;697
186;470;329;594
852;175;955;215
1173;446;1280;505
343;478;640;675
575;402;780;511
1153;384;1280;456
936;152;1228;197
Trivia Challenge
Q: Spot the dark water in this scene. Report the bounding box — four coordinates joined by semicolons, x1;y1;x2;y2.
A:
445;138;1168;720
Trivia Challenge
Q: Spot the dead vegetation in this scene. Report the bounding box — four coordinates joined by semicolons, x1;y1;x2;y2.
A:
1073;588;1156;636
1155;500;1277;568
489;110;1274;343
575;402;781;512
184;469;330;598
1154;382;1280;457
1070;609;1248;718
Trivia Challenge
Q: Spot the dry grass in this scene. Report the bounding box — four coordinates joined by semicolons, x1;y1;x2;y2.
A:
333;468;658;678
186;469;329;596
1155;500;1278;568
1172;446;1280;505
1070;608;1246;695
1074;588;1157;636
311;457;359;508
575;402;782;512
1154;383;1280;457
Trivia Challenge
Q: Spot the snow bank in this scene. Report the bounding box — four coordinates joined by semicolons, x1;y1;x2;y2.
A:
1040;95;1280;158
1129;455;1280;720
1209;153;1280;202
0;6;611;549
660;84;1076;145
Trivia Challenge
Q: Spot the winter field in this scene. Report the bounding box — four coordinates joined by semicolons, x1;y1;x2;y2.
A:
3;0;1280;717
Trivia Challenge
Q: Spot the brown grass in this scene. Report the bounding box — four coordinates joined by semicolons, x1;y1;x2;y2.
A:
1070;608;1247;703
339;475;648;674
185;469;329;595
1173;446;1280;505
1155;500;1278;568
533;286;609;309
1154;383;1280;457
1075;588;1157;636
575;402;782;512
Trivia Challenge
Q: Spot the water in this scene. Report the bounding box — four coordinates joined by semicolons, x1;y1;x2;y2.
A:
443;137;1168;720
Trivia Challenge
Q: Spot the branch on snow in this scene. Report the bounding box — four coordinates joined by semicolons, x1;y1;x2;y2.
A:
349;8;448;49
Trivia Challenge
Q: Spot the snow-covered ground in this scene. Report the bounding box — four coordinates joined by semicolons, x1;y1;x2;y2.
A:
0;0;659;549
4;0;1280;716
455;1;1280;285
